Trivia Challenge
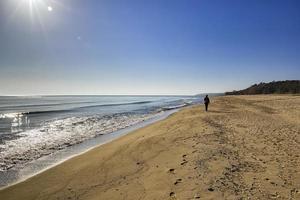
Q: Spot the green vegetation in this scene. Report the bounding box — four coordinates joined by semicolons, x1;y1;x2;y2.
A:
225;80;300;95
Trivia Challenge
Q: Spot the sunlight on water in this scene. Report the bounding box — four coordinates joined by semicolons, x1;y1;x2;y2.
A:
0;95;203;177
0;113;22;119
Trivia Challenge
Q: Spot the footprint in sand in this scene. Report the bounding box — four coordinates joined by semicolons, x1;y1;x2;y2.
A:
170;192;176;197
181;158;188;165
181;160;188;165
168;168;175;173
174;178;182;185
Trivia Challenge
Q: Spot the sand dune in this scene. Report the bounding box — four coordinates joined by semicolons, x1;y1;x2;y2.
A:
0;95;299;199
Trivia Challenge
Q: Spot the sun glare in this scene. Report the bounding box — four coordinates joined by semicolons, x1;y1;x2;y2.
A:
22;0;54;15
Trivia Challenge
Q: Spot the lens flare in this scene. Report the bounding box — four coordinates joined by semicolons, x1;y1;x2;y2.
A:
5;0;69;39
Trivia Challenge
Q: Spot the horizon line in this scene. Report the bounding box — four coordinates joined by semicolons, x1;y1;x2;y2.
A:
0;93;224;97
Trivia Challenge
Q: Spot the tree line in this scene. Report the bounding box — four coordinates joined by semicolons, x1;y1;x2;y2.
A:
225;80;300;95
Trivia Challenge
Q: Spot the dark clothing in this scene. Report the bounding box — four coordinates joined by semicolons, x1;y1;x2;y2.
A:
205;103;208;111
204;96;210;104
204;96;210;111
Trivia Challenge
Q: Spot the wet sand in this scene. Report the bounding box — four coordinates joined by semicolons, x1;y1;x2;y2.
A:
0;95;299;199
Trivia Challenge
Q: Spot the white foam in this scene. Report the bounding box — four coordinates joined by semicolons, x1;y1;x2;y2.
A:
0;113;23;119
0;113;159;171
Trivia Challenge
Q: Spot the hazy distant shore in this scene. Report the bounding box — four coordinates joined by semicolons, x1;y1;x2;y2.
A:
0;95;299;199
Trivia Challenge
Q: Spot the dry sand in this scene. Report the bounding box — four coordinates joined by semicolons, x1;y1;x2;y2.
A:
0;95;299;200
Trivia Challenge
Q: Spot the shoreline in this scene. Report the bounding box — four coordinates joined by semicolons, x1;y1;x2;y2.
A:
1;95;299;199
0;109;180;189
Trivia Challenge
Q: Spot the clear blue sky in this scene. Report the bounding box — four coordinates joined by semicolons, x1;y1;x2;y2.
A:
0;0;299;95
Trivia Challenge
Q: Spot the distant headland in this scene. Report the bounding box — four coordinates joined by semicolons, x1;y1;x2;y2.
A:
225;80;300;95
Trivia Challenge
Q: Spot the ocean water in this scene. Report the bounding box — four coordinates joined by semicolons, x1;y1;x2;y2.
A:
0;95;202;178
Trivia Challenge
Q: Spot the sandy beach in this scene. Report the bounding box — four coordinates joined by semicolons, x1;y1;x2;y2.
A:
0;95;299;200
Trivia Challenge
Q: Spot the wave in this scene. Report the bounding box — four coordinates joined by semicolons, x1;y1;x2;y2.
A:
0;100;196;118
0;112;160;172
160;102;191;111
76;101;153;109
28;101;191;115
23;109;72;115
0;101;154;117
0;101;96;109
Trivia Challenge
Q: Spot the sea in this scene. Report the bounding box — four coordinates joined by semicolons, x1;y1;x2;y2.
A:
0;95;204;187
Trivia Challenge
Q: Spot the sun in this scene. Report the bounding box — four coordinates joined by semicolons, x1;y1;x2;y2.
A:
47;6;53;12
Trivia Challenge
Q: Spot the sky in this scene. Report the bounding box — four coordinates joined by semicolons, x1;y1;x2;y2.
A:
0;0;299;95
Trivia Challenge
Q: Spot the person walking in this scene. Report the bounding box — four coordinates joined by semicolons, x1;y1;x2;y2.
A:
204;95;210;111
